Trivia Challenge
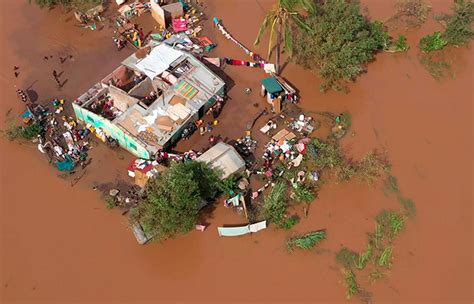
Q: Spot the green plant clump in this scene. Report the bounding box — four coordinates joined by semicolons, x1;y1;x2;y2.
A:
105;196;116;209
310;139;345;170
293;185;316;203
293;0;390;92
395;34;410;51
6;122;43;140
353;152;391;183
375;209;405;240
263;182;288;226
287;230;327;251
281;215;300;230
378;246;393;268
419;32;448;52
344;270;360;299
356;243;373;269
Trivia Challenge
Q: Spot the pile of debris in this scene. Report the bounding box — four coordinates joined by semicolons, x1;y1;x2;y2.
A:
20;99;95;173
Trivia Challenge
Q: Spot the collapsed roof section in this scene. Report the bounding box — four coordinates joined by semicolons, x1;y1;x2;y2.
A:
74;42;225;156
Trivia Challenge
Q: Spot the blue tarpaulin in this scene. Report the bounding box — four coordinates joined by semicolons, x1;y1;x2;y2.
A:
56;155;75;171
261;77;283;94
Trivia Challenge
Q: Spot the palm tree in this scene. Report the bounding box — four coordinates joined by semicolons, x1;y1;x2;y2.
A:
254;0;315;74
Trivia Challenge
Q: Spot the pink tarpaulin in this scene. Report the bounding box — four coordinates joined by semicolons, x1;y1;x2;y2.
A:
172;18;187;32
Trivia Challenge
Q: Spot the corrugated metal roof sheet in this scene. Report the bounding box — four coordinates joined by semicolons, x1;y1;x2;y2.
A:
197;142;245;179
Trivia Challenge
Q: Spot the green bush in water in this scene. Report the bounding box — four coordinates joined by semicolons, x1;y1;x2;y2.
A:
281;215;300;230
419;32;448;52
6;122;42;140
395;34;410;51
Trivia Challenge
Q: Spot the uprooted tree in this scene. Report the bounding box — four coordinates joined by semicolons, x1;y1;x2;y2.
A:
292;0;390;92
131;161;223;241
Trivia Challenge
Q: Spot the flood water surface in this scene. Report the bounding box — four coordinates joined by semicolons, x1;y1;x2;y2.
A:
1;0;472;303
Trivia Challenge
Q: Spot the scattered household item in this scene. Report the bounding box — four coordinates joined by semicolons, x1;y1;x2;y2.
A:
109;189;120;197
131;222;152;245
172;18;188;32
195;224;207;231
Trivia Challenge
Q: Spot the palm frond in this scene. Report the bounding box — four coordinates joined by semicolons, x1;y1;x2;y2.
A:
268;17;279;58
293;14;312;32
300;0;316;15
255;13;276;46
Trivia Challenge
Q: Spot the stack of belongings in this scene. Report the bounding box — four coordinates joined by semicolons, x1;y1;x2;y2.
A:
127;159;165;188
198;37;217;53
172;18;188;32
289;114;314;134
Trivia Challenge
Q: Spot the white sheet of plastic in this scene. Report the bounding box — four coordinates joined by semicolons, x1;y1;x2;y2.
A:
136;44;183;80
249;220;267;233
217;220;267;237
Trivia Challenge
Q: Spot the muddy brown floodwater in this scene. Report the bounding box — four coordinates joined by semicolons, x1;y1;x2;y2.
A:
1;0;472;303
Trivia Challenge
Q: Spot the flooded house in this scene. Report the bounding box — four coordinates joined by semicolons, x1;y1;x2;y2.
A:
72;42;225;159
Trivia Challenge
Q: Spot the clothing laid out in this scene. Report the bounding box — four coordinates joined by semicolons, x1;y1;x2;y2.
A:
213;17;266;64
223;58;265;68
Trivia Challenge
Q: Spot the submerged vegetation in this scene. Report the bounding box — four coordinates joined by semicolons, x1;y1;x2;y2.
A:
418;52;453;80
383;176;417;217
293;0;389;92
343;270;360;299
5;122;43;140
390;0;432;28
281;215;300;230
336;247;359;269
308;139;390;183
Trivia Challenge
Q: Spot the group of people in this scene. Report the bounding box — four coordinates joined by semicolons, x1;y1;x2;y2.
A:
38;113;92;170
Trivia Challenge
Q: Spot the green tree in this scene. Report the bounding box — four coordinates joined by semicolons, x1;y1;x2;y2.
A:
254;0;315;74
132;161;222;241
292;0;389;92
